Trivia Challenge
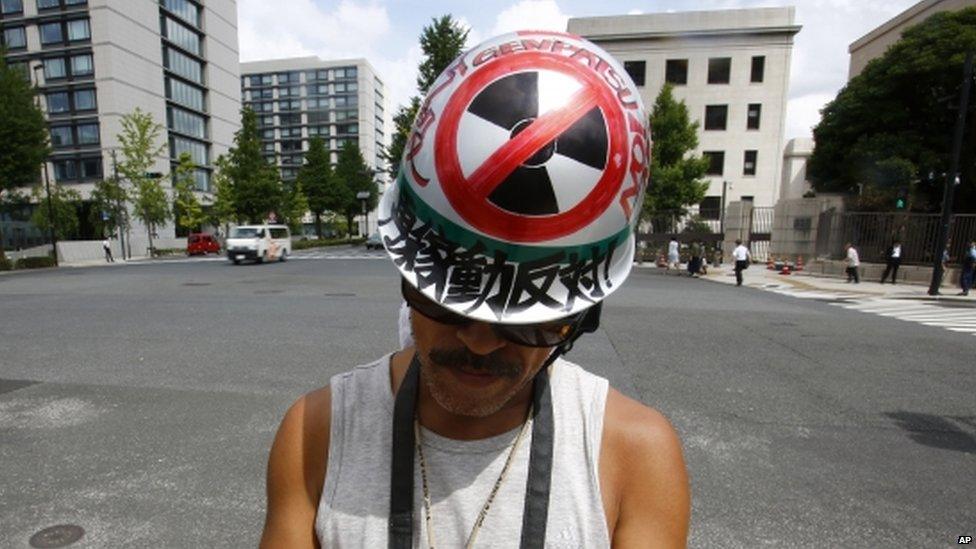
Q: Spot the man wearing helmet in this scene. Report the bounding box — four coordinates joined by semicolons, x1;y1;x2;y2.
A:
260;31;689;548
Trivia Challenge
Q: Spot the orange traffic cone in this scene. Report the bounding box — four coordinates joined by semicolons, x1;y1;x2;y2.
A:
796;255;804;271
780;264;792;275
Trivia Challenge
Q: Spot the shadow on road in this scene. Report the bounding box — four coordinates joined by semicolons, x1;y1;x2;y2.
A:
884;411;976;453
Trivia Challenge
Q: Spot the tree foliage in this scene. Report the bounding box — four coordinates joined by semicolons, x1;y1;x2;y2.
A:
117;109;168;253
383;16;468;178
30;184;81;240
643;83;709;217
210;155;237;233
0;52;50;258
809;8;976;212
88;177;128;238
282;179;310;234
299;136;348;238
335;142;376;235
172;152;206;233
226;107;282;222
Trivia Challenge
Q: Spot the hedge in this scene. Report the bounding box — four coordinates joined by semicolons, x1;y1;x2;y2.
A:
292;237;366;250
15;256;57;269
0;255;12;271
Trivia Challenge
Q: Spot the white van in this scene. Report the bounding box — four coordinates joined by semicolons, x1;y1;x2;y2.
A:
226;224;291;264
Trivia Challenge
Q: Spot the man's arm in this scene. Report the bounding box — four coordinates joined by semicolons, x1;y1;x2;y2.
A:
601;388;690;548
259;387;331;549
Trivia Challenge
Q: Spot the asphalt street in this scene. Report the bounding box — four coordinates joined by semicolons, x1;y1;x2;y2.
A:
0;249;973;548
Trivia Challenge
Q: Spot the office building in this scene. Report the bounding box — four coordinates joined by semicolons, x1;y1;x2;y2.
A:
849;0;975;79
568;8;800;211
0;0;240;252
239;57;388;235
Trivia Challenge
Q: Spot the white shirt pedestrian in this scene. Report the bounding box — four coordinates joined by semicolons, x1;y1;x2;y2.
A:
732;244;750;262
667;239;680;270
846;246;860;267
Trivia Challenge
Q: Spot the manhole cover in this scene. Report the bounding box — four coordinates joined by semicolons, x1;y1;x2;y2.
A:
182;282;211;287
29;524;84;548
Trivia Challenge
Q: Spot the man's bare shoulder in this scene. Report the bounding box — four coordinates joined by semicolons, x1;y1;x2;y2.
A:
601;387;690;548
259;386;332;549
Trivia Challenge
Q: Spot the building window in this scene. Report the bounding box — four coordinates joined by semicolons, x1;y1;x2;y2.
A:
168;106;206;138
37;0;60;9
2;27;26;49
76;122;98;144
260;129;274;139
163;16;200;55
1;0;23;14
50;126;73;147
164;47;202;84
699;196;721;220
743;150;758;176
66;18;89;41
170;135;208;164
167;78;205;111
704;105;728;130
53;156;101;181
73;88;95;110
42;58;66;79
707;57;731;84
703;151;724;176
279;113;301;126
665;59;688;85
162;0;200;28
751;56;765;83
46;91;70;113
39;22;63;44
70;53;93;76
747;103;762;130
623;61;645;87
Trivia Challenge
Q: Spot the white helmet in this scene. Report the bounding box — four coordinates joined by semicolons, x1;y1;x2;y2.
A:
379;30;650;324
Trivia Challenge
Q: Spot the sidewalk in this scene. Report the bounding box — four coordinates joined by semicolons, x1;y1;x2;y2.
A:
637;261;975;303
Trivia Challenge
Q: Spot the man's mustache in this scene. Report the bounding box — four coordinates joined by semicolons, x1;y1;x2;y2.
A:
427;348;522;379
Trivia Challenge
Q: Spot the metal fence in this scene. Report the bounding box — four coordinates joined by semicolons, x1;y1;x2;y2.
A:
815;210;976;265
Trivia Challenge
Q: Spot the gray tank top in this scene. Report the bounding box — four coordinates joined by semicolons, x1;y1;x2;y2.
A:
315;354;611;548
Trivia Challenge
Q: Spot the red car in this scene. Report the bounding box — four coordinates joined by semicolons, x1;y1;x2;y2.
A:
187;233;221;255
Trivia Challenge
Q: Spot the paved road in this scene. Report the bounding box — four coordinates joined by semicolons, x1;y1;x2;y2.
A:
0;258;973;547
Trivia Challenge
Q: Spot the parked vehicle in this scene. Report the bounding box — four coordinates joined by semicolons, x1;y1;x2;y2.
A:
187;233;221;255
365;232;383;250
226;225;292;264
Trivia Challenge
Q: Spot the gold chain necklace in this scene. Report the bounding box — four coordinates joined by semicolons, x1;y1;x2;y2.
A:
414;405;534;549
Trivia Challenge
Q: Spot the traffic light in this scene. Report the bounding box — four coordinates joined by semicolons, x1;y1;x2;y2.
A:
895;187;907;210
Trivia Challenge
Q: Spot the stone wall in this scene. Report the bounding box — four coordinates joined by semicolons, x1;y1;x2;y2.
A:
769;195;846;261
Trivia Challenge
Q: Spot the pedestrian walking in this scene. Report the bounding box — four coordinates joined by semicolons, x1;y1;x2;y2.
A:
732;239;750;287
687;240;703;277
879;240;902;284
667;237;680;271
959;240;975;296
844;242;860;283
102;237;114;263
259;34;689;549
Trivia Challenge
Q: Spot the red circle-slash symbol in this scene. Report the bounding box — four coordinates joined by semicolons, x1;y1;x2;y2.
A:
435;51;629;243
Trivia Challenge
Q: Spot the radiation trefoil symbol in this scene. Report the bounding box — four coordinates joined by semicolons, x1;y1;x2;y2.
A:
435;52;630;243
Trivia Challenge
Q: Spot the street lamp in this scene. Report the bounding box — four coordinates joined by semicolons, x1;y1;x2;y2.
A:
32;64;58;267
356;191;370;237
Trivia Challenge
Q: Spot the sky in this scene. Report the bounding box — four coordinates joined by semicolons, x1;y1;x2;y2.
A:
237;0;921;141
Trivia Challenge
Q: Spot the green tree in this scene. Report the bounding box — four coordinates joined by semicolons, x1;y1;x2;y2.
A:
0;52;50;259
335;142;376;236
226;107;282;222
171;152;206;234
809;8;976;211
30;184;81;240
117;108;168;253
210;155;238;237
299;136;348;238
643;83;709;218
281;179;309;234
88;177;128;238
382;16;468;178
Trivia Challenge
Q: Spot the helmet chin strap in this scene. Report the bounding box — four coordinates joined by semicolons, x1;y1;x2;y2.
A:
540;301;603;370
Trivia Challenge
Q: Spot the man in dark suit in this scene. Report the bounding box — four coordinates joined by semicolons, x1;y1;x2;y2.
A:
880;240;902;284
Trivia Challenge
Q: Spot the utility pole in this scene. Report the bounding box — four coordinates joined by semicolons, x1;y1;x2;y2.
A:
929;51;973;296
32;64;58;266
111;149;126;260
